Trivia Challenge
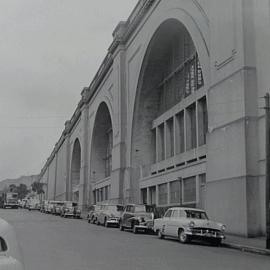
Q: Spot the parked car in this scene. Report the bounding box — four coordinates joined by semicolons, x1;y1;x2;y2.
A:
153;207;226;245
0;217;25;270
119;204;154;233
52;201;65;215
87;205;103;224
43;200;51;213
97;204;124;227
28;199;40;211
46;201;60;214
19;199;28;209
60;201;81;218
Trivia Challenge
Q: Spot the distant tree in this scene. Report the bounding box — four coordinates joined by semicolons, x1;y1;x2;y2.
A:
31;182;45;195
17;184;29;199
8;183;29;199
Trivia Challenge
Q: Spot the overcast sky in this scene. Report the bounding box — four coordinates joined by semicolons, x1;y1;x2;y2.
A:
0;0;138;180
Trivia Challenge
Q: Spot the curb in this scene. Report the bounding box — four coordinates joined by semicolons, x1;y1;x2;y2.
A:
222;242;270;256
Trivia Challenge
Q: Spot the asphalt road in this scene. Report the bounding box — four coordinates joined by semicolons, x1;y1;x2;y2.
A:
0;209;270;270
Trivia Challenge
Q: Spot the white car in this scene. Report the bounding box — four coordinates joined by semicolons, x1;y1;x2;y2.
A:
154;207;226;245
0;218;25;270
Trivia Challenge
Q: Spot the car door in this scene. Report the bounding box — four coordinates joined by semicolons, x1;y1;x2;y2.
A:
123;206;134;228
162;209;173;236
166;210;180;237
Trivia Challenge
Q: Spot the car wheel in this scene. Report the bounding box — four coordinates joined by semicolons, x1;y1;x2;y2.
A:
212;239;222;246
178;230;190;244
119;221;124;231
158;230;164;239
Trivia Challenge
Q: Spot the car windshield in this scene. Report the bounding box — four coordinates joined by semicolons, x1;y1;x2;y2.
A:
134;205;146;212
185;210;208;220
107;205;124;212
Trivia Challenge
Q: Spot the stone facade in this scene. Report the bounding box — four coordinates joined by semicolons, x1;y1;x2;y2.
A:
38;0;270;236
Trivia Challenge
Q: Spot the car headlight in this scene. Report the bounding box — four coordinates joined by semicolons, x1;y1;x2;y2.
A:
189;221;195;228
221;225;226;232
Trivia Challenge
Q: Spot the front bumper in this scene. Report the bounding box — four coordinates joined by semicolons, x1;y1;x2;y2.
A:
135;221;154;230
186;228;225;239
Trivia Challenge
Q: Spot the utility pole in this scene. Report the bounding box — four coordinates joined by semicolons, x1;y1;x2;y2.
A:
264;93;270;249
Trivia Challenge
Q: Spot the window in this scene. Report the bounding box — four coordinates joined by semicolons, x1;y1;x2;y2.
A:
199;174;206;187
175;111;185;154
185;210;208;220
149;186;156;205
105;129;112;177
141;188;147;204
158;183;168;205
170;180;181;204
183;176;196;203
166;118;174;158
164;209;172;218
198;97;208;146
171;210;180;218
186;103;197;150
157;124;165;161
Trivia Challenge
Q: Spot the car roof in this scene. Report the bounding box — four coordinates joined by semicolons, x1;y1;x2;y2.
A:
168;207;206;212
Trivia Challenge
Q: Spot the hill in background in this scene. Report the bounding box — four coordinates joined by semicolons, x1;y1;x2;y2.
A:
0;175;38;191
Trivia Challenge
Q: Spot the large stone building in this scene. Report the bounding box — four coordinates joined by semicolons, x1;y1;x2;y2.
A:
38;0;270;237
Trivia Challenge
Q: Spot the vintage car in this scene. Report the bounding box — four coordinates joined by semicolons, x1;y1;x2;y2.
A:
0;218;25;270
119;204;154;233
87;204;103;224
51;201;65;215
60;201;81;218
97;204;124;227
153;207;226;245
28;199;40;211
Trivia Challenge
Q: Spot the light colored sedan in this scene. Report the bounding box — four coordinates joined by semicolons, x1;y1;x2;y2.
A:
97;204;124;227
0;218;25;270
154;207;226;245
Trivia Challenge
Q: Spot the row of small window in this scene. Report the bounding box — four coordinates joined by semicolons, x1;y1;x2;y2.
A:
141;174;206;206
93;185;111;203
153;96;208;163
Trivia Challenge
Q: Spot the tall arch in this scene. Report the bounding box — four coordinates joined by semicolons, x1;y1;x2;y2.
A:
90;102;113;203
130;19;206;203
71;138;81;202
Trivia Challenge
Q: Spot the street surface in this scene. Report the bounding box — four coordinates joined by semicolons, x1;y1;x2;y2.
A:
0;209;270;270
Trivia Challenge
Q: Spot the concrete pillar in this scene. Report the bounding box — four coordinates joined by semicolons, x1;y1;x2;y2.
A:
54;151;58;200
206;0;261;236
110;41;128;204
64;121;71;201
79;88;90;210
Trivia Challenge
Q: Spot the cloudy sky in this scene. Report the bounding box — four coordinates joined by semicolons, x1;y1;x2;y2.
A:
0;0;137;180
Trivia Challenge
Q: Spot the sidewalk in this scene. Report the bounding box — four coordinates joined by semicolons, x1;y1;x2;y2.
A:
223;234;270;256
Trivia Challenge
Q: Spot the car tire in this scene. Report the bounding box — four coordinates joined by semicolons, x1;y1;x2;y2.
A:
158;230;164;239
212;239;222;246
119;222;124;231
178;230;190;244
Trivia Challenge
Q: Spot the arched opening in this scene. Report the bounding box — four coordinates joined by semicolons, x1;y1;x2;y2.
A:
90;102;113;203
71;138;81;202
130;19;206;204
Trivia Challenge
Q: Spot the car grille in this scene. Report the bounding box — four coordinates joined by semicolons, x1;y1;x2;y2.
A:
192;227;222;236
